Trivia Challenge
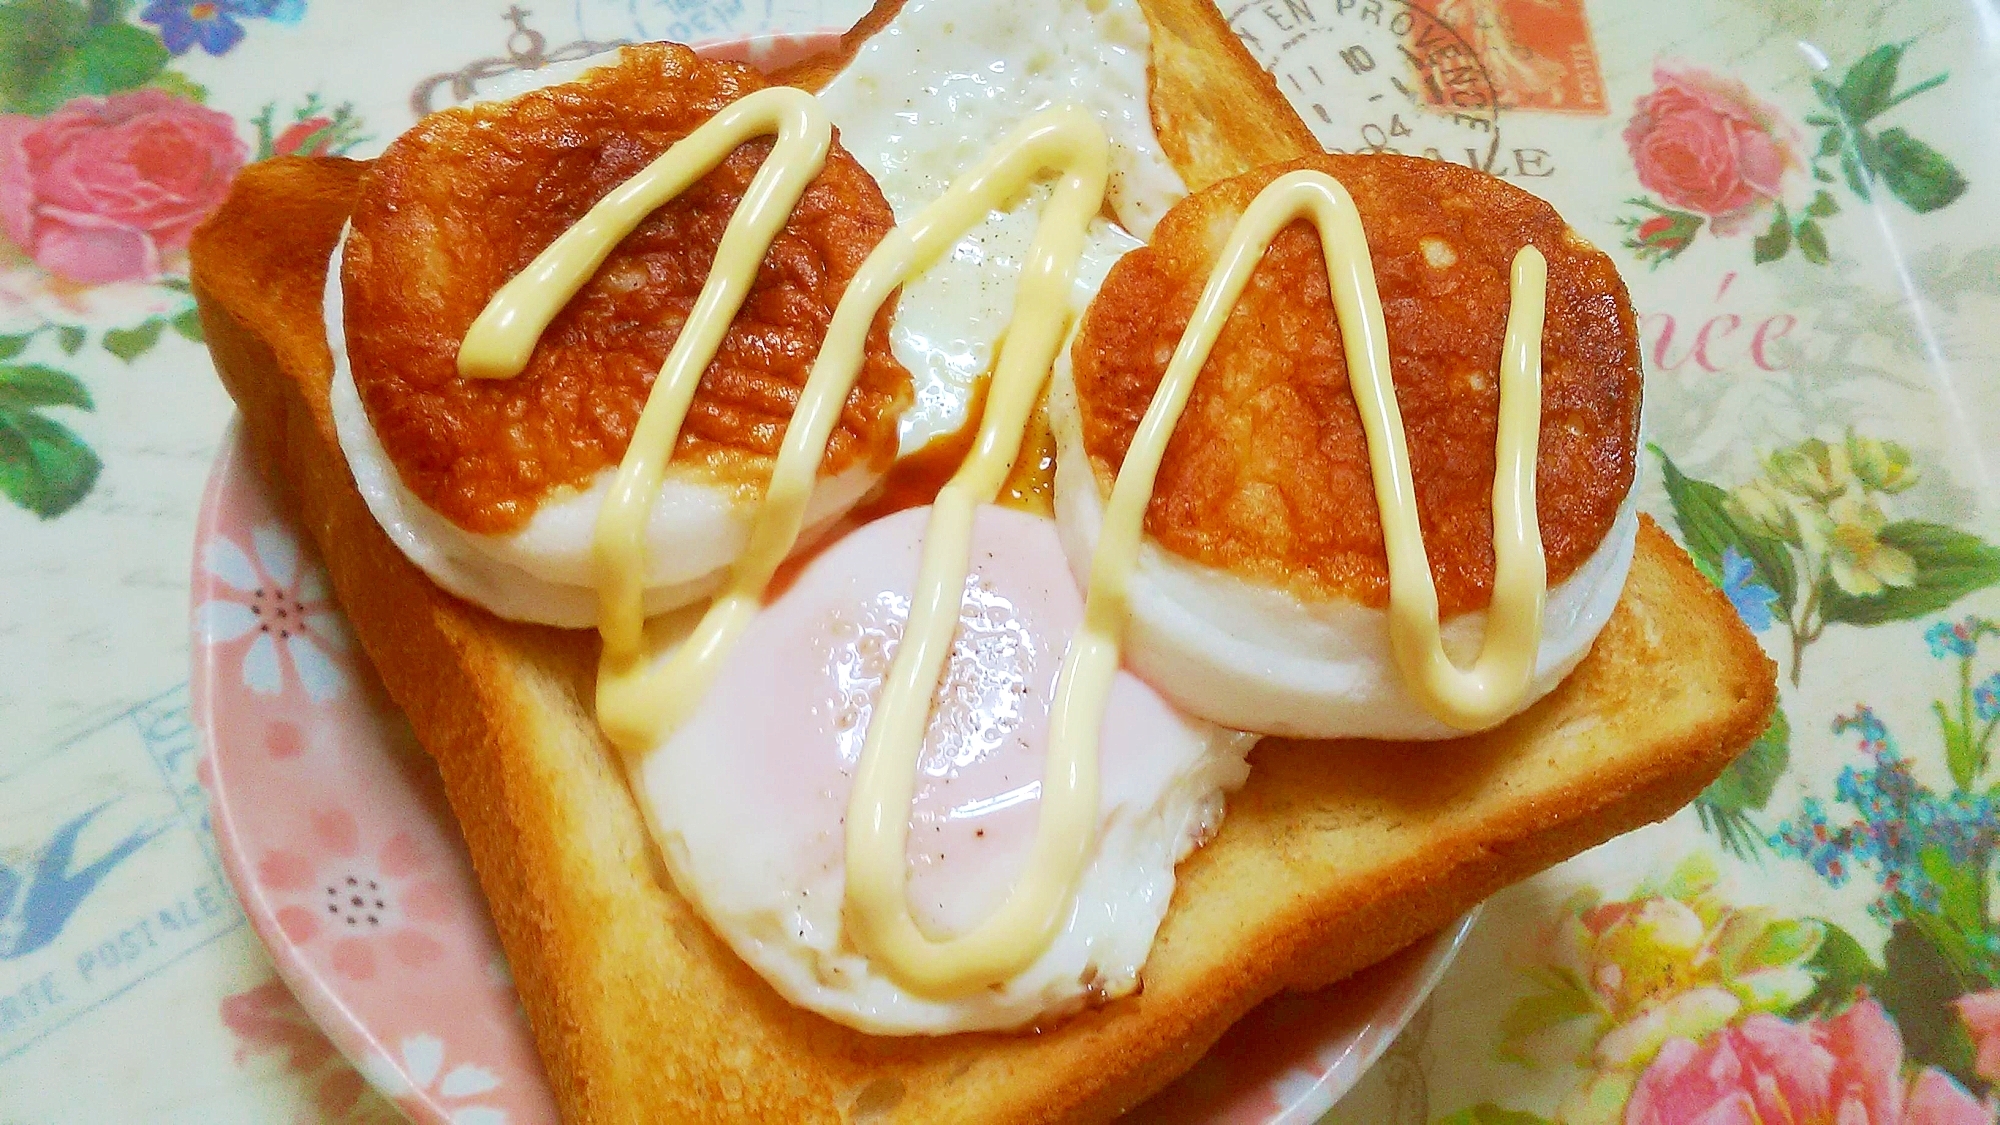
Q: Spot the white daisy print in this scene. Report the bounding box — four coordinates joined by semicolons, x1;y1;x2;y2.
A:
197;524;351;703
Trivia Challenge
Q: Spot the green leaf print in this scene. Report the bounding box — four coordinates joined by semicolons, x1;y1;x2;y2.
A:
1791;919;1881;1018
0;364;93;411
1939;701;1980;792
0;0;166;113
1876;127;1969;213
0;0;87;113
1832;43;1905;121
0;363;98;518
54;326;84;355
0;410;99;518
1818;522;2000;626
1653;447;1796;611
41;20;166;101
1839;139;1874;202
1811;45;1965;218
102;318;163;362
0;334;29;361
1879;920;1988;1091
169;306;204;343
1917;846;1988;941
1752;206;1791;264
1794;219;1829;265
1696;707;1790;859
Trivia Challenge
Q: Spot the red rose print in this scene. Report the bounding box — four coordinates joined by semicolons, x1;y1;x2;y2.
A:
0;90;245;285
272;117;335;157
1623;64;1799;234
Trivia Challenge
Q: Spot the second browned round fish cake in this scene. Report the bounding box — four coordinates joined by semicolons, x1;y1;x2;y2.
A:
1069;154;1641;617
342;43;909;535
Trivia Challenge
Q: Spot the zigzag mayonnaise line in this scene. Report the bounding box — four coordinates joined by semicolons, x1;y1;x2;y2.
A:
840;110;1109;996
454;86;833;673
1091;170;1550;732
457;99;1124;993
454;95;1548;997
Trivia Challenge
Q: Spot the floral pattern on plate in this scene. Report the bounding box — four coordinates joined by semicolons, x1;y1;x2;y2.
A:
192;423;1480;1123
194;429;556;1125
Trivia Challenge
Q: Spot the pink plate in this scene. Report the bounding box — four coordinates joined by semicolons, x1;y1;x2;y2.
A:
193;422;1474;1125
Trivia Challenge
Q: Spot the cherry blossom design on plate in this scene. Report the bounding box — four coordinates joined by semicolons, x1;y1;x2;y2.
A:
361;1033;508;1125
258;808;454;982
195;425;558;1125
197;523;350;703
220;978;403;1125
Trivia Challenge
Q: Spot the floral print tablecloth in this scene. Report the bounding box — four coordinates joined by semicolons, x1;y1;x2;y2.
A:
1;0;1996;1121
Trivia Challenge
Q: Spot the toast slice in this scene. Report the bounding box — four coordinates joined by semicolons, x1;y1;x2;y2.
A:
189;4;1775;1120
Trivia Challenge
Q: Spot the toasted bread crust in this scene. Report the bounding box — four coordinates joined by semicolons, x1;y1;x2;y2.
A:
191;7;1774;1120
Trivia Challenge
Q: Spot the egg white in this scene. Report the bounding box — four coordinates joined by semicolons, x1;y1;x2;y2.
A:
814;0;1183;453
327;237;876;627
1048;352;1640;741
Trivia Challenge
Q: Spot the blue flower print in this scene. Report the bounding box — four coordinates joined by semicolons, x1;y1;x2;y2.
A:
1926;618;1978;660
1976;672;2000;723
1776;706;2000;924
1772;797;1859;887
141;0;302;56
1719;547;1778;631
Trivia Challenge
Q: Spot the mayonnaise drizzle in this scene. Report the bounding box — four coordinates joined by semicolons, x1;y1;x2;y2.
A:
1097;170;1549;731
452;92;1549;1001
840;111;1109;996
453;85;834;684
455;97;1124;994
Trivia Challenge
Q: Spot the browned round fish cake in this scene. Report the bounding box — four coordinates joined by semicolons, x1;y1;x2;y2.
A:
342;43;909;535
1069;154;1641;616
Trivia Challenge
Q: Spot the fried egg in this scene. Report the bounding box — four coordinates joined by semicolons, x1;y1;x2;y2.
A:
644;506;1250;1034
625;0;1240;1034
329;0;1183;628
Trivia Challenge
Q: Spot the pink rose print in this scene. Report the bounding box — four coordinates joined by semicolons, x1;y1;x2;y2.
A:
1625;997;1990;1124
0;90;245;285
220;977;401;1125
1960;990;2000;1085
197;525;350;704
1623;64;1799;234
257;808;454;982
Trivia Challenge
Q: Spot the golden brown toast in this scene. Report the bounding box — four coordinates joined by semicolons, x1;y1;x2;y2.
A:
189;5;1775;1121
